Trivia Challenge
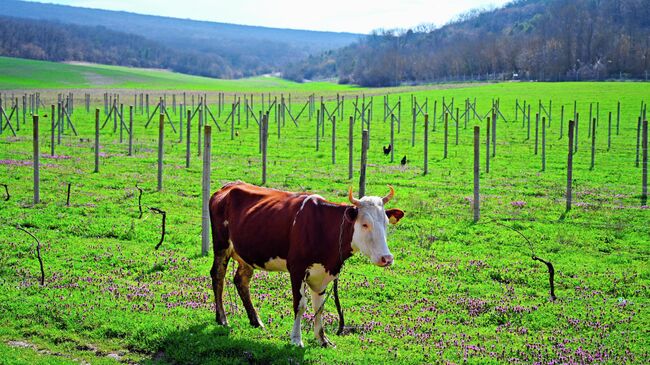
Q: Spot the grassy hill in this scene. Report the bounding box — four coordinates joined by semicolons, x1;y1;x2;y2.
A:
0;57;359;92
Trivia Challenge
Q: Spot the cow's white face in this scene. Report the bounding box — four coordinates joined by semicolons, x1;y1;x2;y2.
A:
347;188;404;267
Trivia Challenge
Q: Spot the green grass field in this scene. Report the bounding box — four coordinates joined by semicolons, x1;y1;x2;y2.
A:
0;56;360;92
0;59;648;364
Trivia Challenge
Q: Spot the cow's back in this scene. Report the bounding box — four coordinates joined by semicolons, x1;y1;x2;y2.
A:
210;182;308;268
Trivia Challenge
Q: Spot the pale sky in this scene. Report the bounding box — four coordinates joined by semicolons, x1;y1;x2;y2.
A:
25;0;512;33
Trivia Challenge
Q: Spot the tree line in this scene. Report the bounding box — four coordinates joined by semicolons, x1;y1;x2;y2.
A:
1;0;360;80
0;16;236;78
283;0;650;86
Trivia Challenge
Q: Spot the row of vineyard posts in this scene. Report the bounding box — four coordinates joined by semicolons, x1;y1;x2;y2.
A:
1;91;647;256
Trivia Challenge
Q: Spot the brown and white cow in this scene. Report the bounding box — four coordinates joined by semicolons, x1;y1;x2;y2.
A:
209;181;404;347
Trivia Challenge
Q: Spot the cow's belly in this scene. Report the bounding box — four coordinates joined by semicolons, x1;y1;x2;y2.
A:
253;256;288;272
228;239;289;272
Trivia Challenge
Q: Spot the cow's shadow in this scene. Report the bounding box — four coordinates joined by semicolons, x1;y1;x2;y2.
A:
145;323;305;364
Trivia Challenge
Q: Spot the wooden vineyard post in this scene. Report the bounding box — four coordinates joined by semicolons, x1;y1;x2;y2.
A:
258;111;263;154
527;106;531;140
33;115;40;204
50;105;55;156
587;103;593;138
491;109;496;157
522;100;527;128
433;100;437;132
473;126;480;222
57;101;61;145
186;110;191;168
486;117;490;173
535;113;539;155
245;98;249;128
636;117;641;167
456;108;460;146
119;104;124;143
128;106;134;156
542;117;546;172
16;97;20;132
411;106;416;147
179;103;183;143
202;125;212;256
316;110;320;151
444;113;448;159
157;113;164;192
515;99;519;121
616;101;620;135
231;102;235;140
398;97;401;133
197;99;203;158
575;113;579;153
359;130;369;198
262;115;268;185
465;99;469;129
559;105;564;139
566;120;575;211
390;114;395;163
608;112;612;151
94;109;99;173
642;120;648;206
332;116;336;164
113;98;118;132
348;116;354;180
424;114;429;175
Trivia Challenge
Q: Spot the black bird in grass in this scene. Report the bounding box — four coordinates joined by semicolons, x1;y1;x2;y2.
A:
400;155;407;166
383;144;392;155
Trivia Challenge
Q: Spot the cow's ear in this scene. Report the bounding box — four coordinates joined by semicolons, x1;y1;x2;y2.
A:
344;207;358;222
386;209;404;224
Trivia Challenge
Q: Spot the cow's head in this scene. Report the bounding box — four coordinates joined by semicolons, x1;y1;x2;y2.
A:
346;186;404;267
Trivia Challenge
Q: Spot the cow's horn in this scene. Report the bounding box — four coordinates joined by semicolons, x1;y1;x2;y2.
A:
382;185;395;204
348;186;361;206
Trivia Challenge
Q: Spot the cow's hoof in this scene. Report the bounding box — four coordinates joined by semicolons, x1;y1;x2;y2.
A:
216;316;229;326
250;319;265;329
319;335;336;348
291;337;304;348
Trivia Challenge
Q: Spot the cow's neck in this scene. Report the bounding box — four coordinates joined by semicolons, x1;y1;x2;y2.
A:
311;203;356;277
330;205;356;275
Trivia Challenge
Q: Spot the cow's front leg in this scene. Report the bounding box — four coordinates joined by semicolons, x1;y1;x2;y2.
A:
311;288;335;347
289;270;308;347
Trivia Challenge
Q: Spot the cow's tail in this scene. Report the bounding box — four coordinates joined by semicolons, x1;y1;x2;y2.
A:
209;185;233;253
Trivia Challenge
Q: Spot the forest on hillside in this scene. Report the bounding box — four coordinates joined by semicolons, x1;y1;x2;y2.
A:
284;0;650;86
0;0;360;79
0;17;235;78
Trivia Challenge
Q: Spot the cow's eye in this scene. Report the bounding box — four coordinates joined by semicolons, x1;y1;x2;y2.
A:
362;223;369;229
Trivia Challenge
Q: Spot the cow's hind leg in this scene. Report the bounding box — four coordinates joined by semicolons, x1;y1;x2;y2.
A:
210;248;231;326
234;261;264;328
